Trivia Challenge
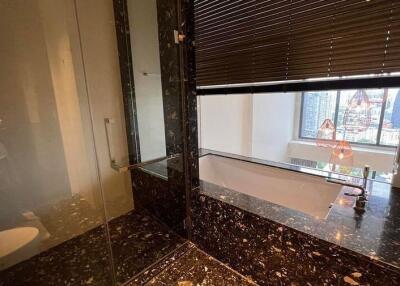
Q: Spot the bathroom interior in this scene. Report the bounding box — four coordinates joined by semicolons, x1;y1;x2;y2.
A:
0;0;399;285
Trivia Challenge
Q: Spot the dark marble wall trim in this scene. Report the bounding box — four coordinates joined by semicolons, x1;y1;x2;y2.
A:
178;0;199;239
156;0;182;157
112;0;141;164
180;0;200;239
180;0;199;191
155;0;188;237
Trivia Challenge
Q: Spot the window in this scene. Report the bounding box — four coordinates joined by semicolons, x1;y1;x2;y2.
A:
299;89;400;147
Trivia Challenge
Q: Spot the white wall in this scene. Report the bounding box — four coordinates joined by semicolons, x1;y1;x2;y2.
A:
198;95;253;156
198;93;297;161
128;0;166;161
252;93;297;162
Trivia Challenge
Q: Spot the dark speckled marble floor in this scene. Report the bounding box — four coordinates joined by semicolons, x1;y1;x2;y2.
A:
127;243;257;286
0;209;184;286
110;210;185;284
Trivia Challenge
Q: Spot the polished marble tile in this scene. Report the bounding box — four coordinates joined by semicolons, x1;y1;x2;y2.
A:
197;150;400;272
128;243;256;286
192;156;400;285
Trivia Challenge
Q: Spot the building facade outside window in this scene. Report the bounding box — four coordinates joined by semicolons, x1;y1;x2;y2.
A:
299;88;400;147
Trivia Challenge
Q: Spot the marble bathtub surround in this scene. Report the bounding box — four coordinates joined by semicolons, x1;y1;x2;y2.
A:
192;153;400;285
197;151;400;271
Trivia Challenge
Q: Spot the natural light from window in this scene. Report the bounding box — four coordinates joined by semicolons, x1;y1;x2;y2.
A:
300;88;400;147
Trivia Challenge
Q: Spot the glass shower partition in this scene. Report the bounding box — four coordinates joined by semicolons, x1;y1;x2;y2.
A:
0;1;115;285
0;0;192;285
104;0;190;284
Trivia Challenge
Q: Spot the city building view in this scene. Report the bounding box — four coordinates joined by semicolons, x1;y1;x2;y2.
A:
297;88;400;181
300;88;400;147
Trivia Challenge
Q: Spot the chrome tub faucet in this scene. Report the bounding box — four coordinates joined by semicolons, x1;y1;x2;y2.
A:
326;165;370;213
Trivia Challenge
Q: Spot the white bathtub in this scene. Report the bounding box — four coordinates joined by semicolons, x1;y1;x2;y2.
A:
199;155;342;218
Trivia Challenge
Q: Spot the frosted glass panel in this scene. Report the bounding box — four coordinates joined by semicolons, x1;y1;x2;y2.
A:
0;1;113;284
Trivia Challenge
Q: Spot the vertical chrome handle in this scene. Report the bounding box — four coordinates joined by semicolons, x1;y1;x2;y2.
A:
104;118;115;164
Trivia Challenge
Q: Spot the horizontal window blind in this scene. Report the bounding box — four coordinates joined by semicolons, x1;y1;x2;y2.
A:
385;1;400;72
194;0;400;86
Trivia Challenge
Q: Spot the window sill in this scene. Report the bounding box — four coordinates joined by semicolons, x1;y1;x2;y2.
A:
287;140;396;173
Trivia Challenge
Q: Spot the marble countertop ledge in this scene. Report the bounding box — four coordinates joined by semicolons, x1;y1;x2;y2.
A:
198;149;400;274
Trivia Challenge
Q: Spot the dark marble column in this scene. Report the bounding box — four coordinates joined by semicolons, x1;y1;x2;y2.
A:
154;0;187;236
180;0;200;192
112;0;141;164
178;0;199;240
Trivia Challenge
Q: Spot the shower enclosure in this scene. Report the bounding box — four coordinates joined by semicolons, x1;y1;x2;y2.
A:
0;0;195;285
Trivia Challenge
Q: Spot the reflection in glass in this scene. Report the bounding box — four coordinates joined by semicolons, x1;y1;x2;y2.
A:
316;119;336;147
330;140;354;173
336;89;383;144
128;0;166;162
343;90;371;132
381;89;400;146
300;91;337;139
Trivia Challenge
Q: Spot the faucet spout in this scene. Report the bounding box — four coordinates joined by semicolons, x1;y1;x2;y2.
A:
325;178;365;197
325;165;370;213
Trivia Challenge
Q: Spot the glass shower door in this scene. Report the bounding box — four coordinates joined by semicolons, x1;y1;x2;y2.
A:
1;0;192;285
101;0;189;284
0;1;114;285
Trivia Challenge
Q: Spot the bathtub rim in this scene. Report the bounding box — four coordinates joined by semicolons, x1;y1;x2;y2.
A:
198;149;388;186
199;153;342;220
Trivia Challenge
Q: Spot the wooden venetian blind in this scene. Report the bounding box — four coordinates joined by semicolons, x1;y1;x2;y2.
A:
194;0;400;87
